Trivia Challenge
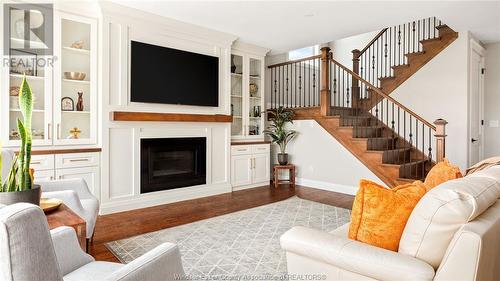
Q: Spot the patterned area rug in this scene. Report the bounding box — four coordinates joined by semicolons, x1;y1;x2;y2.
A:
106;196;350;278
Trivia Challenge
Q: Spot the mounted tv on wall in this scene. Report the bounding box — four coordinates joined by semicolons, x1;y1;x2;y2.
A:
130;41;219;107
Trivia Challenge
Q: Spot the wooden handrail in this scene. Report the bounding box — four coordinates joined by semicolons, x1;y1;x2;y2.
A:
267;54;322;69
330;57;436;130
358;28;388;56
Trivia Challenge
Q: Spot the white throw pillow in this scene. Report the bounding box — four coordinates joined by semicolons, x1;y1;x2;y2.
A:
399;167;500;268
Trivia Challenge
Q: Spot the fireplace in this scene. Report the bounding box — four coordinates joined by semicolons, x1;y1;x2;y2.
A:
140;137;206;194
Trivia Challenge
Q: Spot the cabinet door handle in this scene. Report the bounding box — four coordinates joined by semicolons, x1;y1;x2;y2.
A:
57;123;61;139
69;158;89;162
47;123;51;140
31;161;42;165
58;175;62;180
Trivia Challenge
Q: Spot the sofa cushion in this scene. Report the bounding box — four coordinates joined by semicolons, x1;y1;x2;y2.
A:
348;179;427;251
424;159;462;190
399;166;500;268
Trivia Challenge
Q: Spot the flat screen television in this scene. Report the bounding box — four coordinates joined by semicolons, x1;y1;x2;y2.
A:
130;41;219;107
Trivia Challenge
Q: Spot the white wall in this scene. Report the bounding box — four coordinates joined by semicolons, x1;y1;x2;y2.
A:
329;30;379;70
484;42;500;158
390;32;471;171
271;120;384;194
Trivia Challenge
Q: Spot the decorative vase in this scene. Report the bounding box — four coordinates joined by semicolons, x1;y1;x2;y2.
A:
0;184;41;206
76;91;84;111
231;56;237;73
277;153;288;165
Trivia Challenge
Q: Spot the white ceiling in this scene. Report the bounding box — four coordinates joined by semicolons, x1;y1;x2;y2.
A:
109;1;500;54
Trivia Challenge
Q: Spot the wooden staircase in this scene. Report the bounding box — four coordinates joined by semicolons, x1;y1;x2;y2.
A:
267;17;451;188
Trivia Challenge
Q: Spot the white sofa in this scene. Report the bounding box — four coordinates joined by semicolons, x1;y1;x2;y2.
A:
281;165;500;281
0;203;185;281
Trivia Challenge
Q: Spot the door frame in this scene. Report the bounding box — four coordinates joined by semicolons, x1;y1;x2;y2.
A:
468;38;486;166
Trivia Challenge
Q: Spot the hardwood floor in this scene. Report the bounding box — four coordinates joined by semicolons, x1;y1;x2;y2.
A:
90;185;354;262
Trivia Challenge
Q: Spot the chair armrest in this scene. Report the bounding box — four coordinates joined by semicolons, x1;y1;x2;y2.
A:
51;226;94;276
38;178;93;199
42;190;86;219
106;243;185;281
281;226;435;281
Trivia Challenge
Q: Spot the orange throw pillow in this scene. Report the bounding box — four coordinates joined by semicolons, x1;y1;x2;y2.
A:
348;179;427;251
424;158;463;190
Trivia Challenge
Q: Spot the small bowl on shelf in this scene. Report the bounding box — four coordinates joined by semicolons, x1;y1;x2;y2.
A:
64;72;86;81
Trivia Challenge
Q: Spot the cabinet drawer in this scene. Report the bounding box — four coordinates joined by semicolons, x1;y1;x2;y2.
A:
56;152;100;169
231;145;252;155
30;155;55;171
252;144;270;154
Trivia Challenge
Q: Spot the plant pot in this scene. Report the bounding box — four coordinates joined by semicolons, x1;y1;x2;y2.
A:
0;184;41;206
277;153;289;165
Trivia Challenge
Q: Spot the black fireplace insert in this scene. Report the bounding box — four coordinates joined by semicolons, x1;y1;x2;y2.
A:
140;137;206;193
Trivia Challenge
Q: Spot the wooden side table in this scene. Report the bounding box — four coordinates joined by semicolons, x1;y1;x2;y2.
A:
45;203;87;251
273;164;296;188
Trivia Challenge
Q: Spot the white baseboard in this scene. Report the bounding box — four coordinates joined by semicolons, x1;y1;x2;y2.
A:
296;178;358;195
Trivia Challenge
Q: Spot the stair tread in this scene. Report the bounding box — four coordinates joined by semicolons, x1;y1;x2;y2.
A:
399;159;430;166
391;64;410;70
405;51;426;57
379;76;396;81
420;37;443;44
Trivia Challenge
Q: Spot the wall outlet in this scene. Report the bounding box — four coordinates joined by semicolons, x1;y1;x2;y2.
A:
489;120;499;128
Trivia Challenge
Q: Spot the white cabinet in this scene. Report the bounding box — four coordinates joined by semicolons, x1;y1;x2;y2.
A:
231;144;270;190
32;152;100;199
1;11;98;146
230;43;269;141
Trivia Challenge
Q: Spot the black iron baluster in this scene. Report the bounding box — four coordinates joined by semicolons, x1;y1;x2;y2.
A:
397;106;400;164
415;119;419;179
398;25;401;65
428;127;433;161
313;59;316;106
422;123;425;178
384;30;388;77
409;116;413;178
286;65;289;108
412;21;416;53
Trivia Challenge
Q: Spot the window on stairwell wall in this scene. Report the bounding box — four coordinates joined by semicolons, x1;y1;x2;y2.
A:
287;45;319;61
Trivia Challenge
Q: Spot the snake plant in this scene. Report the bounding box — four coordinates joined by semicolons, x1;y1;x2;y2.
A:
0;76;34;192
264;107;298;154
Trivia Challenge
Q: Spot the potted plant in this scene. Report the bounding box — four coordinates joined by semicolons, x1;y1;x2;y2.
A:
0;77;40;205
264;107;298;165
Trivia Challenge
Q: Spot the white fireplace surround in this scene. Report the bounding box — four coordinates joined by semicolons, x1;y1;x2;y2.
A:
101;124;231;214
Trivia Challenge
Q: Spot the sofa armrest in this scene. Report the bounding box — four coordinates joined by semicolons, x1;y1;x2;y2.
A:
106;243;185;281
51;226;94;276
281;226;435;281
38;178;93;199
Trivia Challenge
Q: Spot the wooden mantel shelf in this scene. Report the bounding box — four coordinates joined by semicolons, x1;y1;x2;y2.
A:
110;111;233;123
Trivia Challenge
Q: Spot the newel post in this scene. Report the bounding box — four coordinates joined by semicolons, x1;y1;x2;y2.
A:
320;47;331;116
351;49;361;107
434;119;448;162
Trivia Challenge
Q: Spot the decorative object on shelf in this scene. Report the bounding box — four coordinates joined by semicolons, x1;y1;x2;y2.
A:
252;106;261;118
70;40;85;49
67;127;82;139
9;130;19;140
32;129;44;139
40;198;63;213
0;76;41;206
231;56;237;73
64;71;86;81
249;83;258;96
9;86;20;96
61;97;75;111
264;107;297;165
76;91;84;111
9;49;37;76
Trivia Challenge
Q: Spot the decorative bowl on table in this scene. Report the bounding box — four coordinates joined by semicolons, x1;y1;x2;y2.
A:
64;72;86;81
40;198;63;213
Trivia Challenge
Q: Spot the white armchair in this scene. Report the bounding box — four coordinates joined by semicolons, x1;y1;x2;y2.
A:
38;178;100;245
0;203;186;281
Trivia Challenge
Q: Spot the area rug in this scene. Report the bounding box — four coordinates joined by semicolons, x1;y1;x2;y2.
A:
106;196;350;278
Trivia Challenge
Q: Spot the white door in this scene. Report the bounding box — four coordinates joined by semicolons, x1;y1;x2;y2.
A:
253;153;270;184
231;155;252;187
469;45;485;166
56;166;100;197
